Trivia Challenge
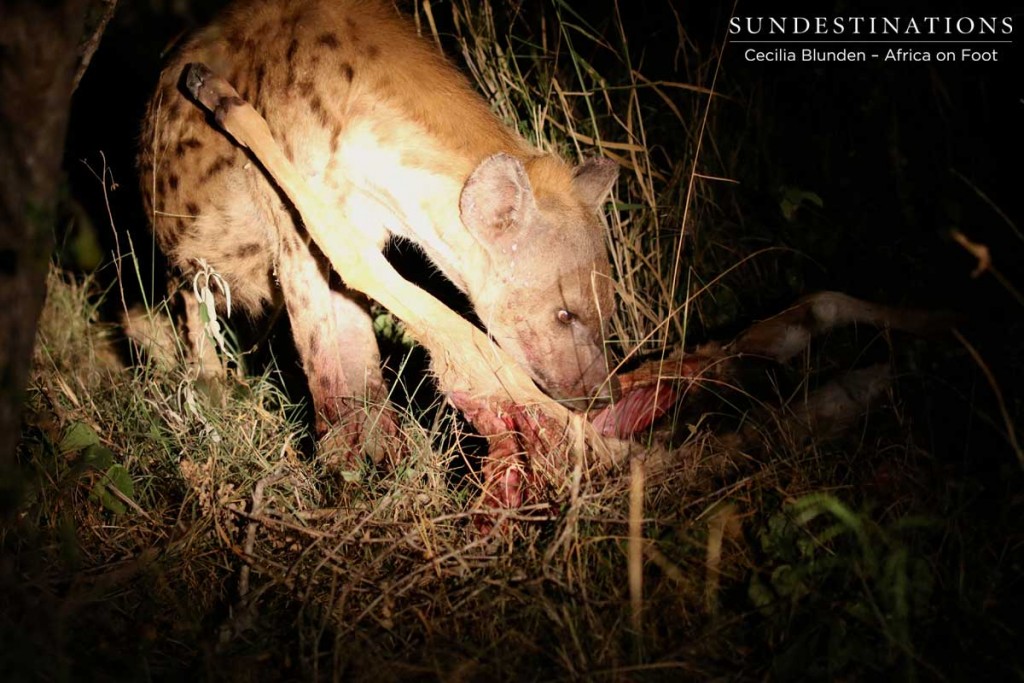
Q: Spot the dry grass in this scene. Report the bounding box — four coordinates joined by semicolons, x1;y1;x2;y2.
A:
14;269;737;679
4;0;1021;680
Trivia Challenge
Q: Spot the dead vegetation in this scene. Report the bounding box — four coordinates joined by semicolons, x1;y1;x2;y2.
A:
4;0;1022;680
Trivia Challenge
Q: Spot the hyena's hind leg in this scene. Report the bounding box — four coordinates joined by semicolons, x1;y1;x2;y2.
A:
275;235;400;468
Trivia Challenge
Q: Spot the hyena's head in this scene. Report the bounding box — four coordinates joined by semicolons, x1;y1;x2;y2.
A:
460;153;620;407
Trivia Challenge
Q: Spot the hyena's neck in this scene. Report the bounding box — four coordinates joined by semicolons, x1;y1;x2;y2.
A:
328;106;526;298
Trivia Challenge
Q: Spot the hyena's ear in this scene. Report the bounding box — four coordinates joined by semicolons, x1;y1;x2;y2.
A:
572;157;619;209
460;153;535;235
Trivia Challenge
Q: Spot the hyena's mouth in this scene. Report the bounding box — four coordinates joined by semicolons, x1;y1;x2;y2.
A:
535;369;620;411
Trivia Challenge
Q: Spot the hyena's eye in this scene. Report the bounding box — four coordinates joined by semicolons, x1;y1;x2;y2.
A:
556;309;575;325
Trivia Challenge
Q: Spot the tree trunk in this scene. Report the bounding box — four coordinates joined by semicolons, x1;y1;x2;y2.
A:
0;0;93;513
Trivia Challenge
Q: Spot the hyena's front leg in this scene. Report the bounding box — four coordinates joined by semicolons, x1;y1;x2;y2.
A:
275;235;399;468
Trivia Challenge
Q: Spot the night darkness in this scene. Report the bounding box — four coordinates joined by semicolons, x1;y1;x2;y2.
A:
5;0;1023;678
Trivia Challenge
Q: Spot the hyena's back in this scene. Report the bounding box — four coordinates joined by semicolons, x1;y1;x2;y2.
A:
139;0;517;312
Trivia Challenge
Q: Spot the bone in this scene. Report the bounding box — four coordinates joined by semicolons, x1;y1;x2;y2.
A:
730;290;957;362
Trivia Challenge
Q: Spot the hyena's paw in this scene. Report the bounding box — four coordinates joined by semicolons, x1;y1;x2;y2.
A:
316;400;404;475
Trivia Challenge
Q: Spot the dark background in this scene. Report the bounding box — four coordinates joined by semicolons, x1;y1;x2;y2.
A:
67;0;1023;312
37;0;1024;676
65;0;1022;455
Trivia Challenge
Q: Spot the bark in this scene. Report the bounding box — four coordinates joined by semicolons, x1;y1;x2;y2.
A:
0;0;95;513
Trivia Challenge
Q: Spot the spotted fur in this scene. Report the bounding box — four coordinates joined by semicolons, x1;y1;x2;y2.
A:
139;0;620;452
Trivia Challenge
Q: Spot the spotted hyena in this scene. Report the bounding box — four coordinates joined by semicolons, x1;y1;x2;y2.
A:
139;0;620;459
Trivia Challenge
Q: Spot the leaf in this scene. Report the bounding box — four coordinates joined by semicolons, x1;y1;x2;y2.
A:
65;204;104;271
82;444;115;470
760;510;798;561
779;186;824;222
374;313;415;348
340;468;363;484
89;464;135;515
105;464;134;498
59;422;100;453
771;564;807;600
198;295;213;324
373;313;395;337
89;481;123;515
748;575;776;612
